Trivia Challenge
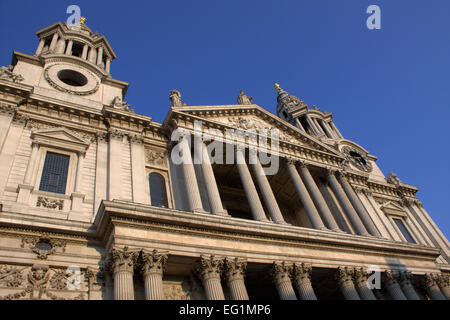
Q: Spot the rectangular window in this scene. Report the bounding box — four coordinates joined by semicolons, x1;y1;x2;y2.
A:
39;152;70;194
393;218;416;244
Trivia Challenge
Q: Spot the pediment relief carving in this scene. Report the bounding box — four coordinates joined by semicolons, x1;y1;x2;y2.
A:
205;114;339;155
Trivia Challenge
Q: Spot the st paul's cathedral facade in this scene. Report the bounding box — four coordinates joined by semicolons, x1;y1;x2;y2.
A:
0;20;448;300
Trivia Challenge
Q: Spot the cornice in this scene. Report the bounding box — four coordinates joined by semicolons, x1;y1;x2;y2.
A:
94;200;440;261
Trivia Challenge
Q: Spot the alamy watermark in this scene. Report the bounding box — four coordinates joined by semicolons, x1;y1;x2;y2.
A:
366;5;381;30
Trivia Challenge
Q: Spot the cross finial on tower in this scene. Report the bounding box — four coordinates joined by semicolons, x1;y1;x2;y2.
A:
80;17;86;24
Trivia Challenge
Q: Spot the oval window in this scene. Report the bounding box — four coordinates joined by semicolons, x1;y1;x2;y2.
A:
57;69;88;87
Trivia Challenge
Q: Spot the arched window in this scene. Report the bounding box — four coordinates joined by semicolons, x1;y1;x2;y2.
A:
149;173;168;208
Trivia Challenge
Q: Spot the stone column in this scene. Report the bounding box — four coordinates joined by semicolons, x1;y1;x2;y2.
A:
56;38;66;54
435;274;450;300
326;169;369;236
353;268;376;300
305;114;320;136
292;263;317;300
321;120;335;139
105;58;111;73
141;249;168;300
271;262;297;300
195;255;225;300
286;161;326;230
384;271;407;300
49;33;59;52
110;247;139;300
335;267;360;300
398;271;420;300
129;135;147;204
179;135;203;212
65;40;73;55
81;44;89;60
423;274;446;300
224;258;249;300
88;47;97;64
236;148;268;222
298;162;341;231
250;156;286;224
336;172;381;237
35;39;45;56
194;139;226;216
97;46;104;65
330;122;344;139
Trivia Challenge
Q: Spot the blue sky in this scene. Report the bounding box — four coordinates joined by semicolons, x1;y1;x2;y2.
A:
1;0;449;238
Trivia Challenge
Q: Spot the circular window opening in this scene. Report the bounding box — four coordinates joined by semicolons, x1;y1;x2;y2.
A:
35;240;53;252
349;151;367;165
57;69;88;87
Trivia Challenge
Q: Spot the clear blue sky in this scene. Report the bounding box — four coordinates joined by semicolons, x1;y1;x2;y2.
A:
1;0;449;238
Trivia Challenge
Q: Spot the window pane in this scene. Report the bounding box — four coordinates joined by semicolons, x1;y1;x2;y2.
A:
393;219;416;244
39;152;70;194
149;173;168;208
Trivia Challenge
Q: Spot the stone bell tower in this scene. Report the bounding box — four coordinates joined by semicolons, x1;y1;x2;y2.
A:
10;18;128;110
275;83;343;142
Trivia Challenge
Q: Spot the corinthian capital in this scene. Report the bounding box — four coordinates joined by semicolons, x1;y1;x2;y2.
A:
271;261;293;284
141;249;168;276
335;266;355;285
195;255;224;281
109;246;139;274
423;273;438;289
435;274;449;289
383;270;400;287
292;263;312;283
224;258;247;282
353;267;369;286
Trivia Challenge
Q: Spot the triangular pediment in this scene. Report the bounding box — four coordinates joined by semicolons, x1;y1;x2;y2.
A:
380;201;407;217
31;128;90;152
169;104;343;158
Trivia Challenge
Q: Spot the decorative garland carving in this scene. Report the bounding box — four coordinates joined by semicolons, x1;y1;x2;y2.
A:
0;264;85;300
0;265;24;287
36;197;64;211
21;235;67;260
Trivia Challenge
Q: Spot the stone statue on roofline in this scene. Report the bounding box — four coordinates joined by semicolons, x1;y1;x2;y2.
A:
237;90;253;105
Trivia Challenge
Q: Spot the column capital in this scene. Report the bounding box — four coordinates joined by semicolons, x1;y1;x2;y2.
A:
383;270;400;287
271;261;293;284
195;255;224;281
224;258;247;282
435;273;449;289
298;160;308;169
285;157;298;167
325;166;339;177
292;263;312;283
353;267;369;286
422;273;439;289
109;246;139;274
129;134;144;145
335;266;355;286
140;249;168;276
